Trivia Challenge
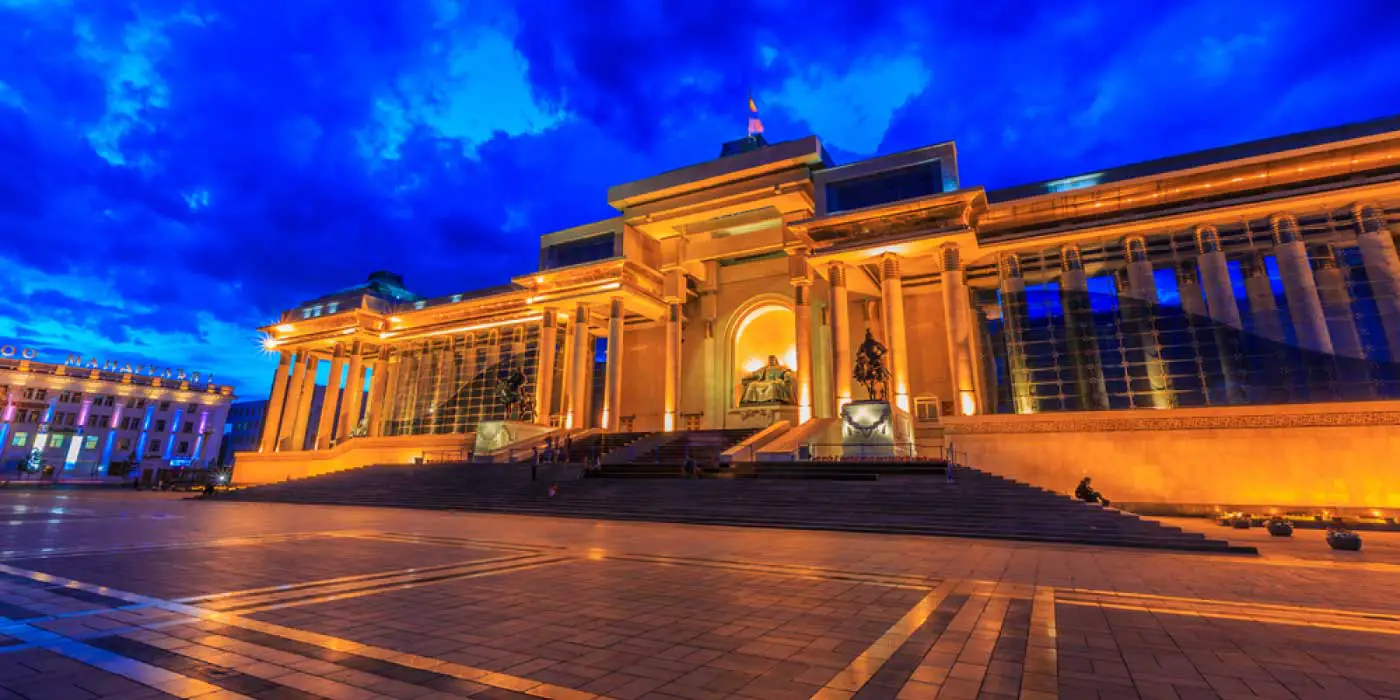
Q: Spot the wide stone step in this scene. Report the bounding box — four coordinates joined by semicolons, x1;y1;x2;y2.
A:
227;461;1253;553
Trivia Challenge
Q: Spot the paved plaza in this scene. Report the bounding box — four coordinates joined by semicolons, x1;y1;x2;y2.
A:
0;493;1395;699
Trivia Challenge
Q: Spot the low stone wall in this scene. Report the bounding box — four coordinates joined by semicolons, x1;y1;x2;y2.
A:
232;433;470;485
942;401;1400;511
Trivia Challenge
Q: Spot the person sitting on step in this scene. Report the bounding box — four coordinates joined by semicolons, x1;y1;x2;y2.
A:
1075;476;1110;507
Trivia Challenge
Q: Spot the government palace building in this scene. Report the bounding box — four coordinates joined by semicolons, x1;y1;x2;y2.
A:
240;115;1400;513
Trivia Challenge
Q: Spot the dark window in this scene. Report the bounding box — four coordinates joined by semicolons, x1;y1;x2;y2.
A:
154;420;166;432
542;233;617;270
826;161;943;214
183;421;194;434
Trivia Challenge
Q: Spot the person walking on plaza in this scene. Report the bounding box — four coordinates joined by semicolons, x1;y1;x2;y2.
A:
531;445;540;482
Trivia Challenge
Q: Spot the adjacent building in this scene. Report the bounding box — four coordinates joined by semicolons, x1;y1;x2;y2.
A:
237;116;1400;510
0;348;234;475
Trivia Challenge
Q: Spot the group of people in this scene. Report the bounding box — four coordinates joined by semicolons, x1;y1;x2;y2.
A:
530;436;607;481
532;435;573;466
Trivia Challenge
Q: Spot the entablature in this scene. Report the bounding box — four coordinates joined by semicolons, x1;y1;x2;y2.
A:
979;130;1400;239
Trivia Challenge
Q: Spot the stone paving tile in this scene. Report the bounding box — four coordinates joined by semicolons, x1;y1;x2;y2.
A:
0;648;180;699
9;534;504;599
2;492;1400;699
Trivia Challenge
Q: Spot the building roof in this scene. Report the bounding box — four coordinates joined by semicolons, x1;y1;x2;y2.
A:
986;114;1400;203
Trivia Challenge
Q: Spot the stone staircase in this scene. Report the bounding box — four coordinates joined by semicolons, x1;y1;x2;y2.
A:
226;461;1254;553
597;429;759;478
562;431;651;461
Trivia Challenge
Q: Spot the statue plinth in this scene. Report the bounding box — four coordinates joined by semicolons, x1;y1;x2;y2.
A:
840;400;913;459
473;420;554;462
727;404;799;430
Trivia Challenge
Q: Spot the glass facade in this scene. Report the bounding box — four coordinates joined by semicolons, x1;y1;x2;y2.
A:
542;233;617;270
972;214;1400;414
826;161;943;214
380;321;568;436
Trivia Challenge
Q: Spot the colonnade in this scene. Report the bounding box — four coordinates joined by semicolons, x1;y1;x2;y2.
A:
985;205;1400;413
256;204;1399;449
258;341;378;452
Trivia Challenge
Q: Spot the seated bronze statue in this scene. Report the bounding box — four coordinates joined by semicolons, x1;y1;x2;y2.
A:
740;355;795;405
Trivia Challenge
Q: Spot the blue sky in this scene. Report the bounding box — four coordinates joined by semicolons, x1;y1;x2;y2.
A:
2;0;1398;398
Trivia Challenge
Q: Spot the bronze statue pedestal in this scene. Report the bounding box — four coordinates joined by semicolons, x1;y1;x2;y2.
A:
473;421;555;463
840;400;913;460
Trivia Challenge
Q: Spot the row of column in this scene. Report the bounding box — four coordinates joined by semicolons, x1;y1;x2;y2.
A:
989;205;1400;413
259;342;377;452
529;300;630;431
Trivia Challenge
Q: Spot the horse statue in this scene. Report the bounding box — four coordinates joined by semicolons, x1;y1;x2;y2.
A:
853;329;890;401
494;366;534;422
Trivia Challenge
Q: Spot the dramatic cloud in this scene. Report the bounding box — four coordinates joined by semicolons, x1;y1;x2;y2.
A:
1;0;1397;398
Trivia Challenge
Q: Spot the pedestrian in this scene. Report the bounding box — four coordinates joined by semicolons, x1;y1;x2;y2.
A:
531;445;540;482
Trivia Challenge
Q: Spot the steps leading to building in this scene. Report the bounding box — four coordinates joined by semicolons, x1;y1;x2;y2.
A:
226;459;1254;554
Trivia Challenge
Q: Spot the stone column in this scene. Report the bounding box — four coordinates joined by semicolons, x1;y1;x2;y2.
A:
568;303;591;430
1314;244;1366;360
940;244;978;416
366;347;394;437
1353;204;1400;361
277;351;313;451
1121;237;1173;409
1193;226;1243;404
429;340;456;433
1176;262;1207;317
828;263;853;409
1195;225;1242;330
338;343;366;439
603;298;625;430
1058;245;1110;410
794;284;815;423
258;350;291;452
314;344;346;449
663;302;682;431
879;253;911;412
1000;253;1035;414
534;310;558;425
1271;214;1332;355
1241;251;1284;344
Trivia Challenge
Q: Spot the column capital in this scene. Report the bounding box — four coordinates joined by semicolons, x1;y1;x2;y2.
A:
1123;236;1149;263
1194;225;1222;254
1352;202;1386;235
939;242;961;273
828;262;848;287
541;307;557;329
880;252;902;281
1061;244;1084;272
608;296;625;317
794;284;811;306
999;252;1023;279
1270;213;1302;245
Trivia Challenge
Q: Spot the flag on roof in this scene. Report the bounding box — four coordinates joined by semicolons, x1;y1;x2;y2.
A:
747;92;763;136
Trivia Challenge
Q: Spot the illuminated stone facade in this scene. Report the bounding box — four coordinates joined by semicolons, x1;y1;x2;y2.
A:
240;119;1400;506
0;351;234;475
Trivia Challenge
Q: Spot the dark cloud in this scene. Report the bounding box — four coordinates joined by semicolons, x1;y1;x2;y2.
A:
0;0;1397;397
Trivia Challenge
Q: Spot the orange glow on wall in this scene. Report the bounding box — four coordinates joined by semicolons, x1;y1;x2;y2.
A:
733;304;796;393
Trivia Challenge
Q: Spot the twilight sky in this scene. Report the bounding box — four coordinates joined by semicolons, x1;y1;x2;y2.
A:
2;0;1399;398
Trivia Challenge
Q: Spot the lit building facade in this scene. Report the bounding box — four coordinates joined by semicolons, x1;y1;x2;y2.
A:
0;349;234;475
240;117;1400;509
